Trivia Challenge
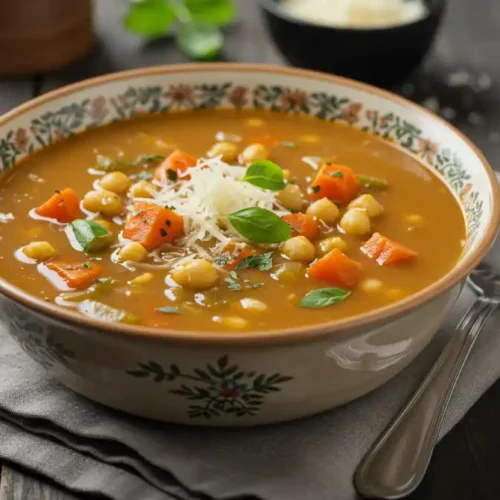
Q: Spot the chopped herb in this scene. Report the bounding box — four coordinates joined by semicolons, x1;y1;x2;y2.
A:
312;185;321;194
160;228;168;237
331;171;344;178
82;263;91;269
142;217;148;223
299;288;350;308
165;205;176;210
165;219;172;227
137;172;153;180
225;271;242;291
287;224;300;233
289;208;298;213
134;210;144;217
248;282;265;289
90;257;103;261
280;141;296;148
214;256;229;266
155;306;180;314
55;189;61;194
167;169;178;181
139;155;165;164
356;175;389;190
237;252;273;271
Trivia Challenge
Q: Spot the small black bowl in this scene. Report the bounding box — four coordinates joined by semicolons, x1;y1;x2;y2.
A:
258;0;446;87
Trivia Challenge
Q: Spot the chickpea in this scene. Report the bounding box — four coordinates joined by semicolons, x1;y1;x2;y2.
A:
348;194;383;217
118;242;148;262
339;208;371;235
283;169;294;182
272;262;306;282
129;180;157;199
171;259;218;289
277;184;304;212
99;171;131;194
128;272;154;286
238;298;268;313
94;219;112;232
360;278;384;293
240;143;269;165
316;236;348;256
306;197;340;224
213;315;249;330
22;241;57;262
83;190;122;216
282;236;315;262
207;141;239;163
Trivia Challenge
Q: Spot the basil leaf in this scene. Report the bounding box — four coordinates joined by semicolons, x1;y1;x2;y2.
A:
176;22;223;60
299;288;350;309
241;160;285;191
123;0;176;36
185;0;236;25
236;252;273;271
156;306;180;314
228;207;291;244
70;219;112;253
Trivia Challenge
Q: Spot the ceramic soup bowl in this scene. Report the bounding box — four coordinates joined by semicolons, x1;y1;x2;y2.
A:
0;64;498;426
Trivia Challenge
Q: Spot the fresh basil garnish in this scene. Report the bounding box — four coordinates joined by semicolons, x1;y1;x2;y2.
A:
228;207;291;244
241;160;285;191
70;219;112;252
156;306;180;314
236;252;273;271
299;288;350;309
225;271;242;290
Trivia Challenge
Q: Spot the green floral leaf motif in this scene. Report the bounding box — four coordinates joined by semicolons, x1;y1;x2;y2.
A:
123;0;176;36
217;354;228;368
185;0;236;25
176;23;223;60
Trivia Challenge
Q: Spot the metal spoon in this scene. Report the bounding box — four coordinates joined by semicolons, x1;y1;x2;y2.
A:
354;262;500;499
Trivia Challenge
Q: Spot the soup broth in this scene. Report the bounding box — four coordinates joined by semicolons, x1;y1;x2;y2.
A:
0;110;466;332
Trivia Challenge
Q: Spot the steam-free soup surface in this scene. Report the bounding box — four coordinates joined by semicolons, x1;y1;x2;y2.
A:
0;110;465;332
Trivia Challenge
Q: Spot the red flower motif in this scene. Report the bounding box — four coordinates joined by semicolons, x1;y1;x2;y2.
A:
54;129;64;141
90;96;108;121
365;109;375;120
418;138;438;163
282;88;308;109
342;102;362;124
13;128;29;151
168;84;194;107
460;183;472;200
228;86;248;108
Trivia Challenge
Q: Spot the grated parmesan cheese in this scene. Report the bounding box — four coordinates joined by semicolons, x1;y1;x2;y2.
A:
144;157;279;247
281;0;428;29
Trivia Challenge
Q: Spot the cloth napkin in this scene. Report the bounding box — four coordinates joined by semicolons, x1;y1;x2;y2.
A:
1;230;500;500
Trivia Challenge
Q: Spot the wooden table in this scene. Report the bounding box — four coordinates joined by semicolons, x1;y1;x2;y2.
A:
1;1;500;499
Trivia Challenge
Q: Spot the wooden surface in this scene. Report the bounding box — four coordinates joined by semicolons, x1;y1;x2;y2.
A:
1;0;500;498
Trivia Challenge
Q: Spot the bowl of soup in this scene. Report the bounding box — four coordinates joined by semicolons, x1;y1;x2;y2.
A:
0;64;497;426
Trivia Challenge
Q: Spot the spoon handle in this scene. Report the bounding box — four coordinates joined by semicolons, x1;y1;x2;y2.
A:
354;296;497;499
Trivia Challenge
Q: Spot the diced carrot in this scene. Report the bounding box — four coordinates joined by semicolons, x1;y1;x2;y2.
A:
281;213;319;241
361;232;418;266
35;188;81;223
309;164;359;205
154;149;197;182
218;241;257;271
123;202;183;250
307;248;362;288
46;260;103;290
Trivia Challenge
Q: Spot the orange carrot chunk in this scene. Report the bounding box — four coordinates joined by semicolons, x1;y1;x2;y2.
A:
361;232;418;266
154;149;197;182
46;260;102;290
309;164;359;205
218;241;257;271
35;188;81;223
123;202;183;250
307;248;362;288
281;213;319;241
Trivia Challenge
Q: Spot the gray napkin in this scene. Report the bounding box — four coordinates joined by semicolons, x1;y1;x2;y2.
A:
1;242;500;500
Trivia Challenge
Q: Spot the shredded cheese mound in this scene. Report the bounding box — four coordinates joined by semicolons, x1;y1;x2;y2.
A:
143;157;279;248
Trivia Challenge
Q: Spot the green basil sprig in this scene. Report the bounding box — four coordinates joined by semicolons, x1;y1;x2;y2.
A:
227;208;291;244
70;220;112;252
241;160;285;191
299;288;350;308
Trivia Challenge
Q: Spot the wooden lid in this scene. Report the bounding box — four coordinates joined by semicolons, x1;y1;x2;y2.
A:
0;0;94;76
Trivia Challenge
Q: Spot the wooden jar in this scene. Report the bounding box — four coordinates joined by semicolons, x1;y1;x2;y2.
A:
0;0;94;76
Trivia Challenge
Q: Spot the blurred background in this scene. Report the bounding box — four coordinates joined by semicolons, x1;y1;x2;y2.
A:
0;0;497;165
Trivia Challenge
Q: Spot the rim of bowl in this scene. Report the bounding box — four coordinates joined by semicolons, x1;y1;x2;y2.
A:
0;63;498;348
257;0;446;32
